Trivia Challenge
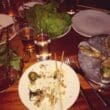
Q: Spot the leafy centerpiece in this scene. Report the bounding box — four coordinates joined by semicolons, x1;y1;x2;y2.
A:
0;44;21;91
25;1;71;39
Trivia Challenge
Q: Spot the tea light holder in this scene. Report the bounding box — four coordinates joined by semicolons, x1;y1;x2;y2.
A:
34;33;51;61
21;27;36;53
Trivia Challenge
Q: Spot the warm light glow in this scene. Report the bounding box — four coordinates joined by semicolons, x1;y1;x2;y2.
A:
37;40;51;46
24;27;30;34
36;53;51;60
8;10;15;17
67;10;75;15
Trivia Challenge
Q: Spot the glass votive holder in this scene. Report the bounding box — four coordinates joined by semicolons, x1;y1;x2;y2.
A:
34;33;51;61
20;27;36;53
19;27;37;63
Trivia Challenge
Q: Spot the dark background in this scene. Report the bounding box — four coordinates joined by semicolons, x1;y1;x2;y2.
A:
0;0;110;13
78;0;110;10
62;0;110;10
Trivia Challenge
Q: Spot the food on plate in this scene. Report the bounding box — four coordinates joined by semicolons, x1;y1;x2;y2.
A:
18;60;80;110
78;35;110;85
25;1;71;39
28;63;66;108
101;57;110;79
0;44;21;71
28;71;40;83
79;42;106;60
105;36;110;51
88;34;110;56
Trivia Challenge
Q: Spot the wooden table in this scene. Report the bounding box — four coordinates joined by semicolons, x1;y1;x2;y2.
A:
0;27;110;110
0;0;110;109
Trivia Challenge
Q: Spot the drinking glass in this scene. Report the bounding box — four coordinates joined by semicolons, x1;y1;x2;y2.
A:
19;27;36;62
34;33;51;61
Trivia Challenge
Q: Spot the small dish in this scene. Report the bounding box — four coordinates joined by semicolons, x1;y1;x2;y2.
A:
0;14;17;45
78;34;110;86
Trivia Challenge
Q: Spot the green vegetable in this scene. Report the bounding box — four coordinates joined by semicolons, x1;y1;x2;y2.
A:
0;44;21;71
25;1;71;39
28;71;40;82
10;52;21;71
102;57;110;78
102;67;110;78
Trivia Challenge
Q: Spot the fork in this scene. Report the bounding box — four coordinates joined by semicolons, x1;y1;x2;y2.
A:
87;81;108;107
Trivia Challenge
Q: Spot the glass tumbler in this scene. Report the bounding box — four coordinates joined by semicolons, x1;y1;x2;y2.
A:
34;33;51;61
19;27;36;62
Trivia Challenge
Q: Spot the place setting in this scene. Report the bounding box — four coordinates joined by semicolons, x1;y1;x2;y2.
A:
0;0;110;110
16;2;81;107
8;2;81;109
18;55;80;110
16;3;82;104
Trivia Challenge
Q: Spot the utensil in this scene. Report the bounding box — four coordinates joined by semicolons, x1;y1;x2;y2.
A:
80;87;93;110
87;81;108;107
54;56;64;110
54;51;65;110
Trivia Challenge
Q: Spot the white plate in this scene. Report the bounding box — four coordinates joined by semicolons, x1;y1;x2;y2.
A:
0;14;16;45
18;60;80;110
18;1;44;11
0;33;16;45
0;14;14;30
72;10;110;37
